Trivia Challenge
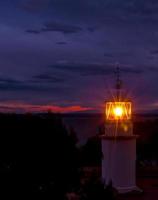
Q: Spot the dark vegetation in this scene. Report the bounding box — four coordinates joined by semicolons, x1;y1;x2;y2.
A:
80;136;102;167
0;113;157;199
79;177;117;200
134;119;158;161
0;113;115;199
0;113;79;199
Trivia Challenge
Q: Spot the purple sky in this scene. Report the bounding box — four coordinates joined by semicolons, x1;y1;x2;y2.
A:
0;0;158;112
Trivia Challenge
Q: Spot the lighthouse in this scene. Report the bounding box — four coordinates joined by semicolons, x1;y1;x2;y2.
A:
101;67;140;193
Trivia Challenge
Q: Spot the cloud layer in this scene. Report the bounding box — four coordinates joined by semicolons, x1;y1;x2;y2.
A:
0;0;157;112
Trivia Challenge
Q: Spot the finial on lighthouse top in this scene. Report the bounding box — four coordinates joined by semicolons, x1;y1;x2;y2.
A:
115;64;122;90
115;63;123;100
105;63;132;121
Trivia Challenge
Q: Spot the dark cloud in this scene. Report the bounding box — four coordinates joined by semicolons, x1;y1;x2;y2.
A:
0;83;32;91
26;29;41;34
41;21;82;34
145;66;158;72
56;42;67;45
0;76;64;92
0;78;20;84
50;0;158;23
25;21;82;35
32;74;64;83
50;62;143;76
125;0;158;16
121;67;142;74
0;82;42;91
87;27;97;32
20;0;158;24
21;0;50;12
104;53;114;58
150;49;158;55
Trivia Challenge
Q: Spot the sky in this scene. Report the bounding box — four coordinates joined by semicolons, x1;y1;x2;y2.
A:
0;0;158;113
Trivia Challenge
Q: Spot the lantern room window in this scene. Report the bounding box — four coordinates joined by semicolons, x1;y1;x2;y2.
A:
106;102;132;120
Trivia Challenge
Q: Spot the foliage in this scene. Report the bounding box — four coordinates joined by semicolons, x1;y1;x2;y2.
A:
79;176;117;200
80;136;102;166
0;113;79;199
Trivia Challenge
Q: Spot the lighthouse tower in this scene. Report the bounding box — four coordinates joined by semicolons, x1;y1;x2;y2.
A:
101;67;139;193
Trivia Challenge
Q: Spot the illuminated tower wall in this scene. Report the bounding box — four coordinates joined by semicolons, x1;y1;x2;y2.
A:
102;67;142;193
101;69;140;193
101;101;139;193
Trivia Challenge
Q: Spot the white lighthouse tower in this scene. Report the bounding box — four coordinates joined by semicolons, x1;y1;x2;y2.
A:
101;67;140;193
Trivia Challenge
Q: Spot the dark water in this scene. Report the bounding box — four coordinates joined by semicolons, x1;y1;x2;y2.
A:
63;113;158;144
63;114;104;144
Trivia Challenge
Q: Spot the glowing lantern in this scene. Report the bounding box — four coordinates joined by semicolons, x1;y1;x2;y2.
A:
114;106;123;117
106;101;132;120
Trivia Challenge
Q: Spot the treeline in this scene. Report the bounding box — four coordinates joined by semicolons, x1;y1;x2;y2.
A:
0;113;114;200
134;119;158;161
0;113;79;199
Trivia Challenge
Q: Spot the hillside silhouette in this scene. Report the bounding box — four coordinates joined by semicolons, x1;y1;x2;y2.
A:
0;113;79;199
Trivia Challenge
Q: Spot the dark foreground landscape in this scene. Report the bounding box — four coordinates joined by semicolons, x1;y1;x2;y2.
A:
0;112;157;199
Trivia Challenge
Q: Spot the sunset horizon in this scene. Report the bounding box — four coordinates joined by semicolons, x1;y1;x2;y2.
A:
0;1;158;113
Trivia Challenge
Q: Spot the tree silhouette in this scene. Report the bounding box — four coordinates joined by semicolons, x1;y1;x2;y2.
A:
0;113;79;199
80;175;117;200
80;136;102;166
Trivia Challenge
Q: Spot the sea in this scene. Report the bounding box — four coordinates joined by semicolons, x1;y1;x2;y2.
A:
63;113;104;144
63;113;158;145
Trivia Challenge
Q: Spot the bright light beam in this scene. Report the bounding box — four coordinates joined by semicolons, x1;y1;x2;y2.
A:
114;106;123;117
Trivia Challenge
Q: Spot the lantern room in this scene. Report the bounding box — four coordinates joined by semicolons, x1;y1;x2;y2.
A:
105;101;132;121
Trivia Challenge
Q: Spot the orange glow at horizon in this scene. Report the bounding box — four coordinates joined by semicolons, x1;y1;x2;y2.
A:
0;102;92;113
106;101;132;120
